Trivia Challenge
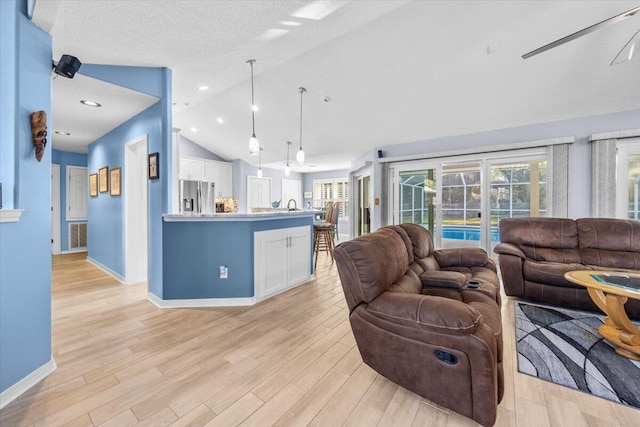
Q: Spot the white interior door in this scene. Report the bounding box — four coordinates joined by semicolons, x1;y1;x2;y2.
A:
125;135;148;286
51;164;61;254
281;179;301;209
66;166;88;221
247;176;271;210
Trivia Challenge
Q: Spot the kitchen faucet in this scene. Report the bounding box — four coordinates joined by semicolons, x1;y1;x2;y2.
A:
287;199;297;211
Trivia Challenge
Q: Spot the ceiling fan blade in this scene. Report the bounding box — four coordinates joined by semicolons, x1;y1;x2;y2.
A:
611;27;640;65
522;5;640;59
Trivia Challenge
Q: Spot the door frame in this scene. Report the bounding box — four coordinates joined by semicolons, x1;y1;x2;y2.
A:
353;170;371;237
51;164;61;254
124;135;149;286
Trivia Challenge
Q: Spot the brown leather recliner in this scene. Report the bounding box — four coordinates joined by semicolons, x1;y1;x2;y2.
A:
335;226;503;427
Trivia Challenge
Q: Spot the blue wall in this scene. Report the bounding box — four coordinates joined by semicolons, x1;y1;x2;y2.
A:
162;217;313;299
0;0;53;393
84;65;171;298
51;150;88;252
0;0;18;209
180;135;227;161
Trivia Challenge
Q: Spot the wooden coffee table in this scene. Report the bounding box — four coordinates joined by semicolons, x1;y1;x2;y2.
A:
565;270;640;360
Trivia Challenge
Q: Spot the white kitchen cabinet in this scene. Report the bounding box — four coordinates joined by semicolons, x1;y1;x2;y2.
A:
254;226;311;301
179;158;205;181
205;161;219;185
180;157;233;197
204;160;233;197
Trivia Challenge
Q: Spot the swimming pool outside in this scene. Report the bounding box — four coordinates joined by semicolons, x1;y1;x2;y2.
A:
441;225;499;242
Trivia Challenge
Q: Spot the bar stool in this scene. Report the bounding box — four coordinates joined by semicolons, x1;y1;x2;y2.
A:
313;222;334;269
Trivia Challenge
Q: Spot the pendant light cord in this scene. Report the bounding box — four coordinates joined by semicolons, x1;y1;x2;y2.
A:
248;59;256;135
299;88;305;150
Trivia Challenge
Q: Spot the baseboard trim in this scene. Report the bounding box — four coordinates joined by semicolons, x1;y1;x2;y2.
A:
86;257;125;284
0;357;56;410
147;292;256;308
61;248;87;254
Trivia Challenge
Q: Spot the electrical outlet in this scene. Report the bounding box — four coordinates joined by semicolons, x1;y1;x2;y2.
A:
219;266;228;279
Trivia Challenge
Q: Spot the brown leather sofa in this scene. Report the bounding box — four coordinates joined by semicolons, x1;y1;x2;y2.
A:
495;217;640;319
335;224;503;426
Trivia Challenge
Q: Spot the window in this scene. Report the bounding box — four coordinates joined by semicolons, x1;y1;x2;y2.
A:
313;179;349;218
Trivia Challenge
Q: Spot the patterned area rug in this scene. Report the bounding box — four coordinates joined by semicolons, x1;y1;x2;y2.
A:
515;302;640;409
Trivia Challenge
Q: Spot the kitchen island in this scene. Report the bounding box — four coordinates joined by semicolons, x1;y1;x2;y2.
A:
152;211;315;308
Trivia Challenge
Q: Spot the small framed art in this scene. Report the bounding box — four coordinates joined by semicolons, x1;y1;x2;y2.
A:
148;152;159;180
110;167;121;196
89;173;98;197
99;166;109;193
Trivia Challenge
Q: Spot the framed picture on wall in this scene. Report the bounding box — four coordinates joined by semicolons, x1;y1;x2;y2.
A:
99;166;109;193
110;167;121;196
148;152;159;180
89;173;98;197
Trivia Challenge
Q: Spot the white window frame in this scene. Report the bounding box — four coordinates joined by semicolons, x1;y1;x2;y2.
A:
313;178;349;219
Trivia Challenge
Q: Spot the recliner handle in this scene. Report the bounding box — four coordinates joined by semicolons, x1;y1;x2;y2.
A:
435;349;458;365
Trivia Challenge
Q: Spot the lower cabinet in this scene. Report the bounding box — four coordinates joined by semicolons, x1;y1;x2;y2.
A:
254;226;311;301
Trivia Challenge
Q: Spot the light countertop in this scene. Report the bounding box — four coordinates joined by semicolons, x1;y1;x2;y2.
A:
163;211;317;222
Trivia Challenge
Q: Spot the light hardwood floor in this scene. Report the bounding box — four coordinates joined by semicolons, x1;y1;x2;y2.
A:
1;252;638;426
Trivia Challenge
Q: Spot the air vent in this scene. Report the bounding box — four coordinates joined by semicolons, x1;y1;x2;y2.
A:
69;223;87;250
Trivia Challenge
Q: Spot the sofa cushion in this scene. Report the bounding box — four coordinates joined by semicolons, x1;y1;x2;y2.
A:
577;218;640;269
523;260;586;288
499;217;582;263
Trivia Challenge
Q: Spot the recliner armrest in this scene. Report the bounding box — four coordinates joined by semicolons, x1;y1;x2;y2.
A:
367;292;482;335
420;270;467;289
434;248;490;268
493;243;526;259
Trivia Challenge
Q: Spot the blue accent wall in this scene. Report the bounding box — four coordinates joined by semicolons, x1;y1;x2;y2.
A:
0;0;53;393
52;150;88;251
0;0;18;209
180;135;227;161
84;65;171;298
162;217;313;299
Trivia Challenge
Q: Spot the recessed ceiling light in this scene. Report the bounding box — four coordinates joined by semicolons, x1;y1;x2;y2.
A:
251;105;259;112
291;1;343;20
198;85;209;91
280;21;302;26
258;28;289;41
190;127;197;132
55;131;71;135
80;100;101;107
216;117;224;124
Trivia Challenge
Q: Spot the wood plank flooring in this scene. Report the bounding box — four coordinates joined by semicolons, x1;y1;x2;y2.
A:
1;252;638;426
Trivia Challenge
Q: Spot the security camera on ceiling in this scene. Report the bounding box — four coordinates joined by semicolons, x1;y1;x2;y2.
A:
52;54;82;79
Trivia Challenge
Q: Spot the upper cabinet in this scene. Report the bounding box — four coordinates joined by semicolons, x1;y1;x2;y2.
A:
180;156;233;198
179;158;205;181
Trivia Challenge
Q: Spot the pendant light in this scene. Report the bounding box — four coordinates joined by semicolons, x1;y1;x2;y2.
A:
284;141;292;176
296;87;306;165
247;59;259;155
257;147;263;178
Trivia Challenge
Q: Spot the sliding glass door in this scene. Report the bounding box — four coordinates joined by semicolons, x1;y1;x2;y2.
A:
487;159;547;254
390;150;548;254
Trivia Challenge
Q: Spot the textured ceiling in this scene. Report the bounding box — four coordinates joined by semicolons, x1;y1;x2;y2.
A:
34;1;640;171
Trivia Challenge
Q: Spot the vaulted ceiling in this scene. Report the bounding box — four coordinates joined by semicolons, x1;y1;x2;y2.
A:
34;1;640;172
